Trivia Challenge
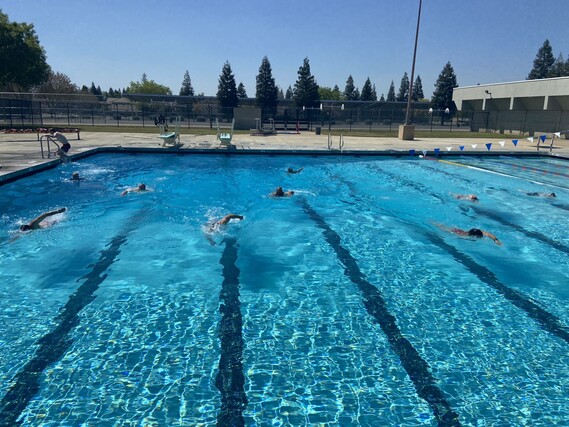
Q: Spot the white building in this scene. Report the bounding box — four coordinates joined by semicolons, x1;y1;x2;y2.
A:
452;76;569;136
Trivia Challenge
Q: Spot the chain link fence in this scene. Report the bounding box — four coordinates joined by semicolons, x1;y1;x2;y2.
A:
1;92;476;133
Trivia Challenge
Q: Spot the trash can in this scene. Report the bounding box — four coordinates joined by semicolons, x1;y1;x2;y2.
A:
315;126;321;135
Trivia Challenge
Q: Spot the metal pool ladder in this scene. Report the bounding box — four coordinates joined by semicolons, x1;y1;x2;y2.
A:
39;135;61;159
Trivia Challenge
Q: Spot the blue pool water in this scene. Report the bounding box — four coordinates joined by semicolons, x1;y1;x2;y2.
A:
0;153;568;426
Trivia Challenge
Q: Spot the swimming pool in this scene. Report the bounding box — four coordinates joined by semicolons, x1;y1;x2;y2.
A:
0;153;568;426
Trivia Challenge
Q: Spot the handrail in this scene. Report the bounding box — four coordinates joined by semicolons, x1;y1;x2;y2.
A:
327;134;332;149
339;133;345;151
39;135;60;159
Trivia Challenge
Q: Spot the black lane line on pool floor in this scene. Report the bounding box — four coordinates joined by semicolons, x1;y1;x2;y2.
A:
0;209;146;426
215;238;247;427
470;205;569;255
299;198;461;427
424;231;569;345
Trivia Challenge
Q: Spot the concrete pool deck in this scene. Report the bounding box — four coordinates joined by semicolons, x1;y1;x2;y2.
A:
1;130;568;183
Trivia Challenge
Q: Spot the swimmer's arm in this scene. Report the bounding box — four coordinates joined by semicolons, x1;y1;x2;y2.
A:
29;208;66;228
483;231;502;245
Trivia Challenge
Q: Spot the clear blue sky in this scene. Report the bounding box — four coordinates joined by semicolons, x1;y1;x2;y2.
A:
3;0;569;98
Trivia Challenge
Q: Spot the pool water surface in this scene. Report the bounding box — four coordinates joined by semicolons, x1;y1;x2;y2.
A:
0;153;568;426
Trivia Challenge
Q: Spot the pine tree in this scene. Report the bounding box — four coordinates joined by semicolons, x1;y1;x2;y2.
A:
344;75;359;101
216;61;239;109
285;86;293;99
432;62;458;123
386;81;396;101
396;72;410;102
277;87;284;99
353;88;360;101
412;75;424;101
237;82;247;98
255;56;278;110
380;93;385;102
371;84;377;101
528;39;555;80
548;53;568;78
293;57;319;108
360;77;374;101
179;70;195;96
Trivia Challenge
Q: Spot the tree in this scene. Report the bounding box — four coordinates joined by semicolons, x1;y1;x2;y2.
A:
344;75;358;101
549;53;568;78
0;11;50;91
179;70;194;96
372;84;377;101
353;88;360;100
89;82;102;96
412;75;424;101
237;82;247;98
396;72;410;102
285;85;293;99
360;77;375;101
380;93;385;102
528;39;555;80
293;57;320;108
277;86;284;99
255;56;278;111
34;71;77;94
431;61;458;123
216;61;239;109
386;81;396;101
127;74;172;95
319;86;342;100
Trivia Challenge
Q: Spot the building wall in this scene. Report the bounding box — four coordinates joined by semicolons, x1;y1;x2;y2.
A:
453;77;569;135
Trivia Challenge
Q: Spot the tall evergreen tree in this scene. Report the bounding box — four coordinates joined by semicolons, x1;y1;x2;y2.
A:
285;85;293;99
360;77;374;101
396;72;410;102
179;70;194;96
432;62;458;123
371;84;377;101
216;61;239;109
353;88;360;101
380;93;385;102
255;56;278;110
386;81;396;101
344;75;357;100
293;57;319;108
527;39;555;80
549;53;568;77
237;82;247;98
277;87;284;99
412;75;424;101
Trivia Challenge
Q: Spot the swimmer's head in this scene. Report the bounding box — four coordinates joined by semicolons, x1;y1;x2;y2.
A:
19;224;31;232
468;228;483;238
138;183;146;190
287;167;294;172
275;187;284;196
469;195;478;201
550;193;556;197
72;172;80;180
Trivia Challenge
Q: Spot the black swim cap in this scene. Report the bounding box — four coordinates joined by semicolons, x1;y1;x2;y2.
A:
468;228;483;237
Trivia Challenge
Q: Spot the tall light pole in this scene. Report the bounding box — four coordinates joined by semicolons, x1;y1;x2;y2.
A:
399;0;423;140
405;0;423;125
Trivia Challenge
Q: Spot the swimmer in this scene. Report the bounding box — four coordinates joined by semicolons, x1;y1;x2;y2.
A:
70;172;82;181
205;214;244;245
452;193;479;202
271;186;294;197
209;214;244;231
121;183;148;196
19;207;66;232
434;223;501;245
526;192;556;198
287;167;303;174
